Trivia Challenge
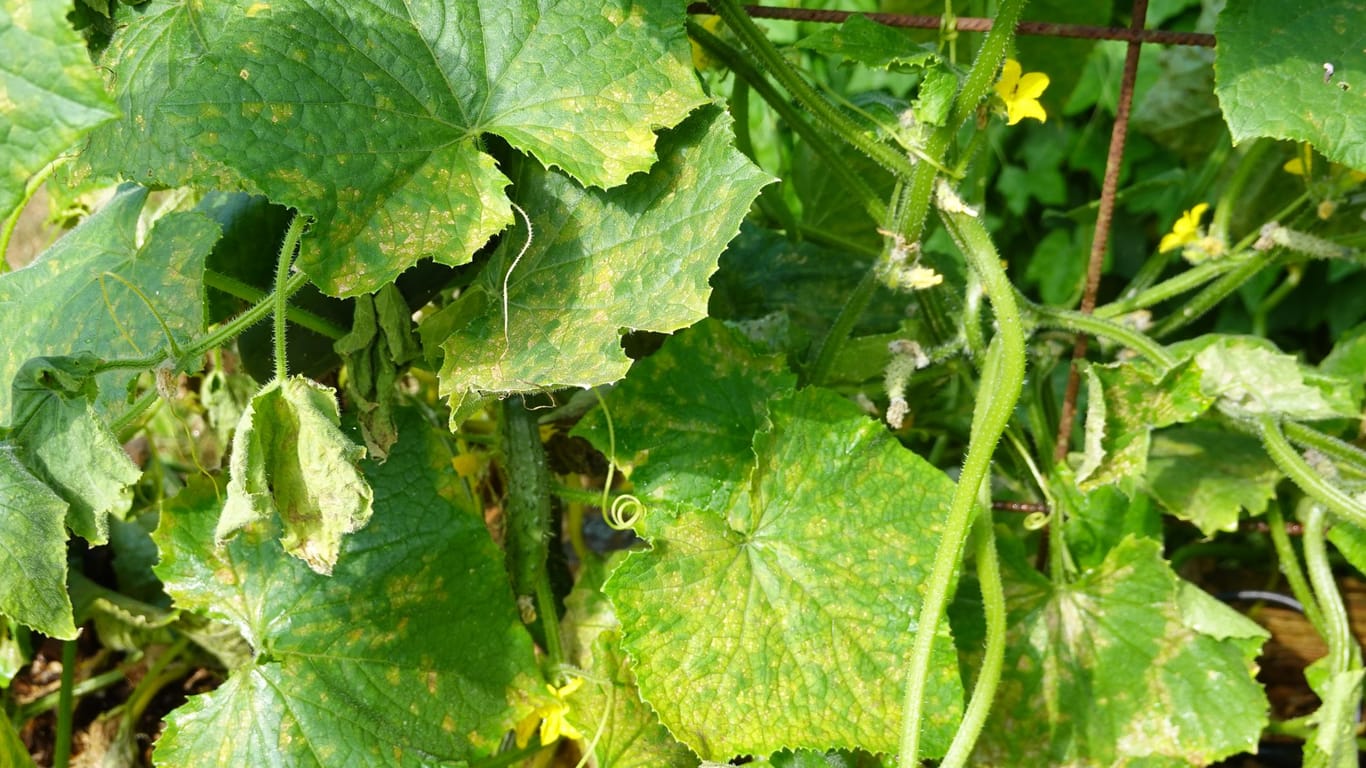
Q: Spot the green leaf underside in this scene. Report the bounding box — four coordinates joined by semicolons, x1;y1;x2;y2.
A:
153;409;541;766
1172;335;1358;421
7;356;142;544
606;387;962;760
1144;427;1281;535
572;319;797;516
87;0;707;296
1077;359;1213;490
218;376;373;575
0;184;217;423
0;443;75;639
0;0;118;221
562;558;697;768
1215;0;1366;171
975;536;1268;766
435;106;770;410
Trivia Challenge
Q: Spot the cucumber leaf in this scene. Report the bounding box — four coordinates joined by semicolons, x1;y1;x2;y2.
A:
606;387;962;760
154;410;543;766
0;443;75;639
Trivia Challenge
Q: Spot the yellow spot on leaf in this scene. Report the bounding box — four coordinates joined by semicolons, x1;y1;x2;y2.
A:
246;3;270;16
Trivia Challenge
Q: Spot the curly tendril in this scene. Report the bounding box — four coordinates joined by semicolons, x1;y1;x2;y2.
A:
592;388;645;531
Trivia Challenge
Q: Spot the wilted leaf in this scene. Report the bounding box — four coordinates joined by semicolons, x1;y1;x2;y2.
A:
154;410;542;766
218;376;372;574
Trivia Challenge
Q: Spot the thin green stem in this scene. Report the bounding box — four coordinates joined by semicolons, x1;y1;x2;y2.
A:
709;0;917;181
804;264;881;386
1153;252;1272;338
203;269;346;339
1303;504;1360;675
899;205;1026;766
534;566;565;676
15;664;127;723
1095;259;1238;319
1265;503;1327;635
1;158;62;270
272;215;305;381
687;19;886;221
468;743;542;768
1027;300;1176;367
939;508;1006;768
112;389;163;441
1259;415;1366;528
180;270;312;365
53;637;77;768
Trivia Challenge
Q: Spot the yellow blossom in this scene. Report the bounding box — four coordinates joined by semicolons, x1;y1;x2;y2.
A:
902;265;944;290
1159;203;1209;254
994;58;1049;125
513;678;584;749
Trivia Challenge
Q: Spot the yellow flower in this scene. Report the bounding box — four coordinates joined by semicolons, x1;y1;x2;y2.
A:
513;678;584;749
1159;203;1209;254
994;58;1049;125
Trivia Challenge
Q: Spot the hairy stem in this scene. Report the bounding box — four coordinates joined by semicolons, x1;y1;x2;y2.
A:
272;215;305;381
1259;415;1366;528
899;205;1026;765
1265;503;1327;635
939;507;1006;768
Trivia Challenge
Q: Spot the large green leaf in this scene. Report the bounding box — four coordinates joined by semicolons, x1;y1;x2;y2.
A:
0;183;218;422
0;443;74;639
1144;427;1281;535
606;387;962;760
561;557;697;768
5;356;141;544
1215;0;1366;171
975;536;1268;766
433;107;769;415
572;319;796;515
0;0;118;221
88;0;708;296
153;410;543;766
218;376;373;575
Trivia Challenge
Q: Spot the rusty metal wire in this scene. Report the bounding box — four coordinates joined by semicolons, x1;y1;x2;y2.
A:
685;3;1215;47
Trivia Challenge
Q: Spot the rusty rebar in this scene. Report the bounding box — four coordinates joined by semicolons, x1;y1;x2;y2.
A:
1052;0;1150;465
686;3;1214;47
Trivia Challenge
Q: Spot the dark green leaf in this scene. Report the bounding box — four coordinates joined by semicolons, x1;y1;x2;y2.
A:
218;376;373;575
606;387;961;760
154;410;543;766
0;706;35;768
793;15;937;72
1216;0;1366;171
572;319;796;517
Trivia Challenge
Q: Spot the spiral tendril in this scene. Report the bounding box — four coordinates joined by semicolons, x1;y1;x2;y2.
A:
592;388;645;531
